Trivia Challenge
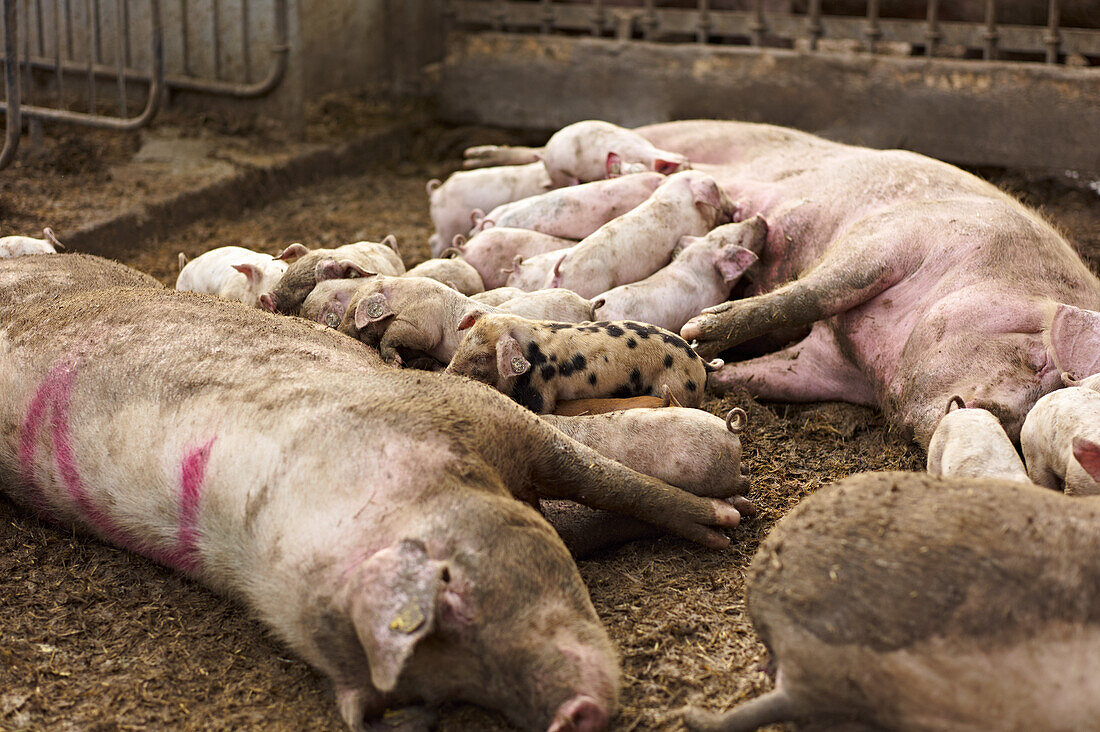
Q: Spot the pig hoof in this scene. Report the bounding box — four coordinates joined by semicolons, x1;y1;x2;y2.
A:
730;495;756;517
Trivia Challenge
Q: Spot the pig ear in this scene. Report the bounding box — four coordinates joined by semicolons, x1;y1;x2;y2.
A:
43;227;64;249
457;310;482;331
178;252;188;272
1073;437;1100;483
276;243;310;262
605;152;622;178
496;334;530;379
349;539;445;693
426;179;441;195
231;263;262;284
318;259;373;282
354;293;394;329
655;158;684;175
714;245;759;285
381;234;399;253
451;234;467;250
691;177;723;212
1048;304;1100;379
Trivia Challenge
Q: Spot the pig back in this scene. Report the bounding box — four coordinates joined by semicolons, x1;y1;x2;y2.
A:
750;471;1100;653
0;253;162;321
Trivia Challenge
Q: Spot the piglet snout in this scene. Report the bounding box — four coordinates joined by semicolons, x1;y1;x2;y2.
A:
548;694;609;732
258;293;278;313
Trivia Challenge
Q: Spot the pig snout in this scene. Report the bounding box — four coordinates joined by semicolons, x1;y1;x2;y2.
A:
548;694;609;732
258;292;277;312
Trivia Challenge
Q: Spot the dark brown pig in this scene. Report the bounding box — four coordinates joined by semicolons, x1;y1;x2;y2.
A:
258;238;405;315
683;471;1100;731
445;312;721;412
0;255;742;732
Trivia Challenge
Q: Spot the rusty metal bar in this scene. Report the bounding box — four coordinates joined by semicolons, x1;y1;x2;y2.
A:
982;0;997;59
240;0;249;81
641;0;657;41
539;0;552;35
806;0;823;51
696;0;711;45
52;0;62;108
180;0;189;74
63;0;72;58
22;0;31;104
589;0;603;37
212;0;220;79
750;0;766;46
491;0;504;31
120;0;128;64
1045;0;1061;64
114;0;123;114
925;0;940;56
85;0;92;110
864;0;882;53
1;0;22;169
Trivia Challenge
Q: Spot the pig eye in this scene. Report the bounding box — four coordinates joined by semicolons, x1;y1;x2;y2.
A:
324;312;340;328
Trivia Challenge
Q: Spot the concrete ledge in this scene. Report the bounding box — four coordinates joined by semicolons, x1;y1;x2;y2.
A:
439;32;1100;176
62;125;412;261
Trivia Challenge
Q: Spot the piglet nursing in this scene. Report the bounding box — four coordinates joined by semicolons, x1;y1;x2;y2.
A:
176;245;288;307
541;120;690;187
404;254;485;295
1021;384;1100;496
684;471;1100;732
456;227;575;290
926;396;1030;484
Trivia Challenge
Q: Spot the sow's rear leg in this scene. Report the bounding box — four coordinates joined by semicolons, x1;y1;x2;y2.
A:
682;225;906;358
708;322;876;405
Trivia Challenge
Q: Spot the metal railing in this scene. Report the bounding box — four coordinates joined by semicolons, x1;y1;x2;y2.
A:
443;1;1100;64
0;0;289;169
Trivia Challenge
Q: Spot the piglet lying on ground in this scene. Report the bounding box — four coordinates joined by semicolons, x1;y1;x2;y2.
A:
427;162;553;256
404;254;485;295
0;254;742;732
258;238;405;315
176;245;288;308
445;312;720;412
925;396;1030;484
1020;384;1100;495
471;287;526;306
455;227;575;290
593;217;765;332
506;244;580;292
684;471;1100;731
551;171;737;298
499;289;595;323
539;120;690;187
0;227;63;258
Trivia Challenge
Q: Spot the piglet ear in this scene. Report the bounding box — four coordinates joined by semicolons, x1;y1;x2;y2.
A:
457;311;481;331
691;176;722;212
276;243;311;262
715;245;759;285
232;263;261;284
1073;437;1100;483
1048;304;1100;379
348;539;445;693
381;234;399;253
318;259;373;281
605;152;622;178
654;157;685;175
354;293;394;329
496;334;530;379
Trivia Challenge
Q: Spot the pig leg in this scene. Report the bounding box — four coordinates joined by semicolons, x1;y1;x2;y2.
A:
682;235;903;358
378;320;438;366
541;500;660;558
682;688;801;732
708;323;877;406
463;145;543;169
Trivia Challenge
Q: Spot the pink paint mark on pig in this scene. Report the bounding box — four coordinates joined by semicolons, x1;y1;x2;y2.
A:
169;436;217;572
17;364;73;515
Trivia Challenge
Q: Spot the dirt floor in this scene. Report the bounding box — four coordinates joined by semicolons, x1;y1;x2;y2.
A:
1;115;1098;731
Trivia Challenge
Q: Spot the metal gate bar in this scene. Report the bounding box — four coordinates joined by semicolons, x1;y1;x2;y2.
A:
444;1;1100;63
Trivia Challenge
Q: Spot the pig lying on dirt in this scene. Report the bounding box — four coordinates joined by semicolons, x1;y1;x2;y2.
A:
683;471;1100;732
404;254;485;296
539;120;690;187
499;289;595;323
258;238;405;315
593;217;765;332
541;407;749;499
474;173;665;241
176;245;288;308
0;255;743;732
455;227;575;290
551;170;737;298
926;396;1030;484
0;227;63;258
445;312;720;412
638;120;1100;445
427;162;553;257
471;286;526;306
1020;385;1100;496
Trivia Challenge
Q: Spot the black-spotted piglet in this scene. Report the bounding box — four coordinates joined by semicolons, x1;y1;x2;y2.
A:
445;312;719;413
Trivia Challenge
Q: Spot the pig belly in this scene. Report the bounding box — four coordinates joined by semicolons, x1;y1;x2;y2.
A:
773;623;1100;731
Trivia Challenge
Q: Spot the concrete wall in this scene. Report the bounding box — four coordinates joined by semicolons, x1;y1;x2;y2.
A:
438;32;1100;176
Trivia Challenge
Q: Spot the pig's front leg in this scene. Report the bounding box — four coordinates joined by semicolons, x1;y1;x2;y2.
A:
682;234;904;358
709;322;877;405
378;320;438;367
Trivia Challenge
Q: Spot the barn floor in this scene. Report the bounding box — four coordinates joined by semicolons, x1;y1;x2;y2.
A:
1;116;1098;731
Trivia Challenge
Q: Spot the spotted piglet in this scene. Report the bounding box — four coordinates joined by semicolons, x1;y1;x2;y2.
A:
445;312;719;413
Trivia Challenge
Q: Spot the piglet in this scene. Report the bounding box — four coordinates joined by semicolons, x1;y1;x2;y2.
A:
1020;385;1100;496
455;227;575;290
337;275;494;367
550;171;737;298
300;278;363;328
506;246;579;292
427;163;553;256
499;289;595;323
925;396;1031;484
258;238;405;315
176;245;288;308
592;217;766;332
404;254;485;296
541;120;690;187
476;173;665;241
0;227;64;258
445;312;721;413
470;287;526;307
683;471;1100;732
541;407;750;500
